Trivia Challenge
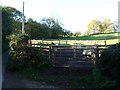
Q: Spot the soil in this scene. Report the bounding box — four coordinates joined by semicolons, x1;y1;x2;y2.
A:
2;69;59;89
2;52;59;89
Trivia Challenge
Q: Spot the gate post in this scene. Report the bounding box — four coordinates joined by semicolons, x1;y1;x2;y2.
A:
49;45;52;62
66;39;67;44
59;39;60;45
95;45;99;68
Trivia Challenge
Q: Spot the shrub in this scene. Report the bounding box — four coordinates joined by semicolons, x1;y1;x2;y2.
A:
7;34;52;72
99;43;120;87
92;69;116;88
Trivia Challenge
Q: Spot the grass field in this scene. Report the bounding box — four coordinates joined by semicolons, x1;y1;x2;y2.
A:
31;32;119;45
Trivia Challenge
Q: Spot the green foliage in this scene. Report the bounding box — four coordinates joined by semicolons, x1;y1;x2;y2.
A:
40;17;64;38
2;7;13;52
2;6;23;34
2;6;66;41
7;34;52;72
25;20;44;39
92;69;116;88
25;17;64;39
73;31;81;37
79;69;116;88
63;29;73;37
99;43;120;87
85;19;117;35
2;6;23;52
87;20;100;34
66;32;118;40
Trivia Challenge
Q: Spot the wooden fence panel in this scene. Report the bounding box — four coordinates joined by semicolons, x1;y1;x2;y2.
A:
30;43;109;67
49;45;109;67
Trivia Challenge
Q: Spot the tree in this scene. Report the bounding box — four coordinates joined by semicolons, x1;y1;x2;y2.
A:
3;6;24;34
2;7;13;52
63;29;73;37
87;20;100;34
85;19;117;35
40;17;64;38
25;18;52;39
74;31;81;37
25;19;41;39
2;6;25;52
100;19;111;33
3;6;23;21
40;23;51;38
28;18;34;23
110;20;118;32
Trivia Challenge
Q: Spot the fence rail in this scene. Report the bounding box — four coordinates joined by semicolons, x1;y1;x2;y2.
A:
30;39;107;46
49;45;108;67
30;42;109;68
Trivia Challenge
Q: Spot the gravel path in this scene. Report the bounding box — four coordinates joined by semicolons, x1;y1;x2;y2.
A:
2;52;59;89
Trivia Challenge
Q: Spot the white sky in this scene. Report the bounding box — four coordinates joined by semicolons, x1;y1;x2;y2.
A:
1;0;119;34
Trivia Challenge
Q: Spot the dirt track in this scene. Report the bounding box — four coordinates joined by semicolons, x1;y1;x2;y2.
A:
2;52;59;89
2;70;59;89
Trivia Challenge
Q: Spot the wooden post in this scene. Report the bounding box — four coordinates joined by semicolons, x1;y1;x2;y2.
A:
33;42;35;47
58;39;60;45
94;40;96;45
66;39;67;44
52;46;55;66
105;40;106;46
42;38;44;44
95;45;99;68
49;45;52;62
74;48;76;60
74;39;76;45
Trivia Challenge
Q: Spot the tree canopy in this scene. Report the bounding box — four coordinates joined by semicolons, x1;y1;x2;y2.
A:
25;17;65;39
85;19;118;35
2;6;71;40
2;5;118;43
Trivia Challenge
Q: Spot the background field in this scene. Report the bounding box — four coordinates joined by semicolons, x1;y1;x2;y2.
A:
31;32;119;45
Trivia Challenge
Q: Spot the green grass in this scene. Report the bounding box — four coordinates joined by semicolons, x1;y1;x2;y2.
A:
66;32;119;40
32;32;119;45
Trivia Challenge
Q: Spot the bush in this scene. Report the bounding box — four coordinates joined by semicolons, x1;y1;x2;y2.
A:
7;48;52;72
99;43;120;87
92;69;116;88
26;47;52;69
7;34;52;72
7;57;27;72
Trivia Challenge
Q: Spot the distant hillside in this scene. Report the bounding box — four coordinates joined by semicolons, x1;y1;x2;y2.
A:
66;32;119;40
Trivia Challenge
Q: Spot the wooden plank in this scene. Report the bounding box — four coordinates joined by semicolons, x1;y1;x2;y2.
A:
53;57;91;61
54;54;74;57
49;45;108;67
53;57;73;60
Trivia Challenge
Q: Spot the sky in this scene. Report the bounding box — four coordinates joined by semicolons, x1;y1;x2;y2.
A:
1;0;119;34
